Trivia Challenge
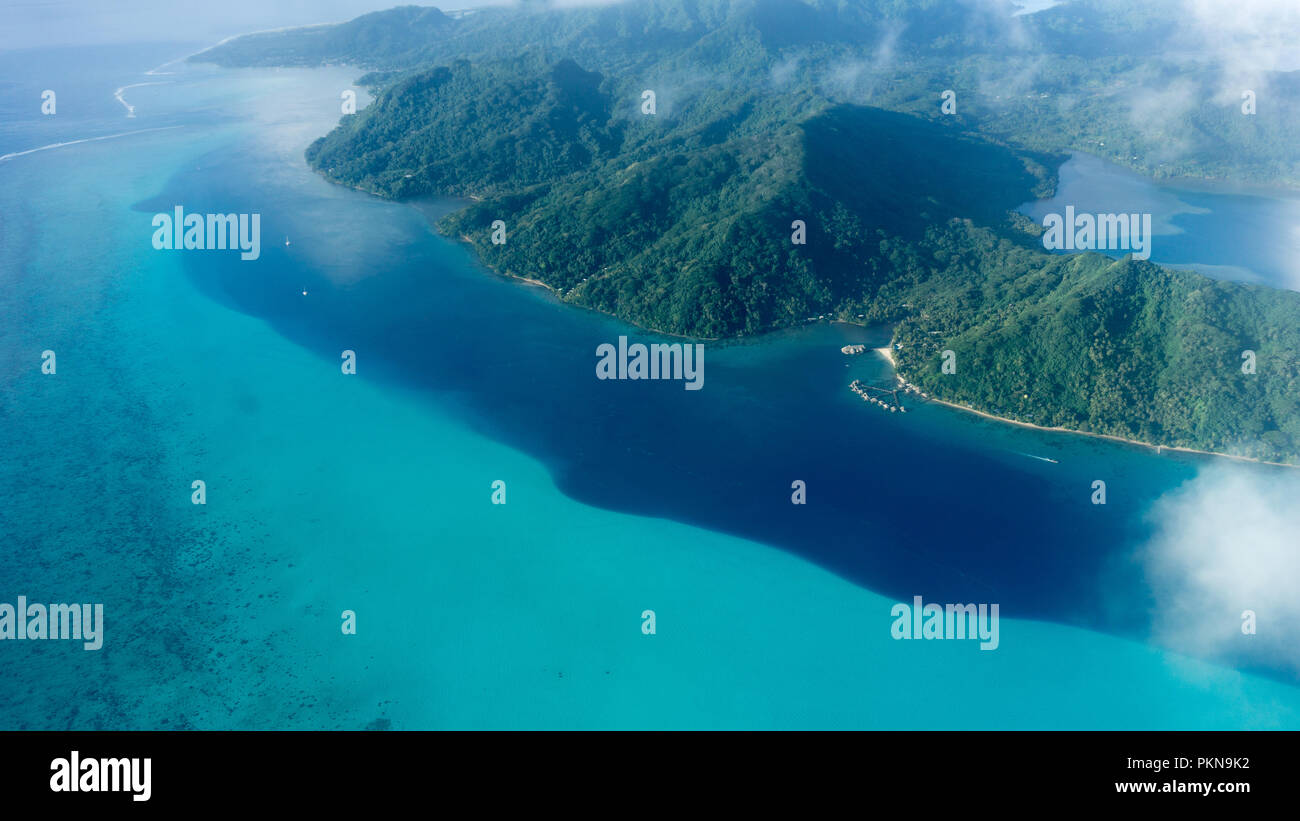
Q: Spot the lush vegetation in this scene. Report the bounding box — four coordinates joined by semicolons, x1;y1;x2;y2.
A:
194;0;1300;462
442;103;1055;337
307;58;623;197
195;0;1300;187
885;223;1300;463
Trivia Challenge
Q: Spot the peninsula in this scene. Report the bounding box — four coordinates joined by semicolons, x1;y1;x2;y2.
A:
191;0;1300;465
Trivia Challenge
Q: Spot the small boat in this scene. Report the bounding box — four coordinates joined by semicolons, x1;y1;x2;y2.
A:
285;235;291;246
1017;452;1059;464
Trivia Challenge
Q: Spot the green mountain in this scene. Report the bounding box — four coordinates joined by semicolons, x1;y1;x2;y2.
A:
195;0;1300;185
307;57;623;197
192;0;1300;463
442;103;1053;338
889;224;1300;462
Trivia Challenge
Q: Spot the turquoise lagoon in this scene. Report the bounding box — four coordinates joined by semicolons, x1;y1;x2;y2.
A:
1;46;1298;729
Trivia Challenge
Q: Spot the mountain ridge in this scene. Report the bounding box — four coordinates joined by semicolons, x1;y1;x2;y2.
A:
192;0;1300;463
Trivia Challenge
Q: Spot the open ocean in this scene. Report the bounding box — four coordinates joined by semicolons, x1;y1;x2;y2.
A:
2;44;1298;729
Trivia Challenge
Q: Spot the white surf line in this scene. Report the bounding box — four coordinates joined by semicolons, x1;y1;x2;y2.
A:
114;81;170;117
144;56;184;76
184;22;339;62
0;126;184;163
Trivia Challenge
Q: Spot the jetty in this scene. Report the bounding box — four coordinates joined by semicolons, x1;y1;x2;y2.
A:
849;379;906;413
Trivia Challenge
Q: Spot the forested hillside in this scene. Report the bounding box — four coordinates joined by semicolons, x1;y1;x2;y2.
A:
195;0;1300;186
192;0;1300;462
887;223;1300;463
307;58;623;197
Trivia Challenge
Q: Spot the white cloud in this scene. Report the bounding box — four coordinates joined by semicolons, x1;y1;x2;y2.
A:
1182;0;1300;75
818;23;903;101
770;55;802;88
1123;76;1201;164
1140;464;1300;678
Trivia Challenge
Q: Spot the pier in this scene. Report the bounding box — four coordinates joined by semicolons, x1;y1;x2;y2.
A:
849;379;907;413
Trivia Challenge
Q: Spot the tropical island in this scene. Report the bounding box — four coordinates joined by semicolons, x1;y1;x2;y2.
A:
192;0;1300;464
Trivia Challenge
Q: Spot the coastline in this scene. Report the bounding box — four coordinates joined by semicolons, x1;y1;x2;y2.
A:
459;235;553;289
306;158;721;343
286;92;1298;469
298;164;1300;471
11;38;1300;733
448;231;722;341
1069;147;1300;198
874;347;1300;469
